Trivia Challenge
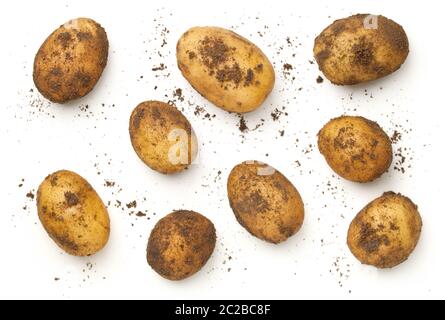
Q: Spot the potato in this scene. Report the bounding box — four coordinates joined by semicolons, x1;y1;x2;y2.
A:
33;18;109;103
129;101;198;174
147;210;216;281
314;14;409;85
227;161;304;244
318;116;393;183
177;27;275;113
36;170;110;256
347;192;422;268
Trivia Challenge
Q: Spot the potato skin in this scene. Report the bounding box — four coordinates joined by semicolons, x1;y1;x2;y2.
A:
36;170;110;256
147;210;216;281
33;18;109;103
314;14;409;85
347;192;422;268
227;161;304;244
318;116;393;183
177;27;275;113
129;101;198;174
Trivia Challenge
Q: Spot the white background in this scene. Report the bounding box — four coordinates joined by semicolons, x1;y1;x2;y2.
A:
0;0;444;300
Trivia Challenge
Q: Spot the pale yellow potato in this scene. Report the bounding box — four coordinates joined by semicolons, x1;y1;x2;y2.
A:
147;210;216;281
314;14;409;85
227;161;304;244
318;116;393;183
177;26;275;113
129;101;198;174
347;192;422;269
33;18;109;103
36;170;110;256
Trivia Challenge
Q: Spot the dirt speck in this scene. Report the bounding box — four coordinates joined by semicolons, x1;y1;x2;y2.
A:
283;63;293;71
126;201;137;209
238;116;249;133
391;130;402;144
152;63;167;71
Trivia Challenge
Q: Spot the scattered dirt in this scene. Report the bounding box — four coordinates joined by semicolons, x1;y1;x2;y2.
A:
283;63;293;71
394;147;412;174
126;201;137;209
173;88;184;102
271;107;288;121
135;211;147;217
104;180;115;187
391;130;402;144
282;63;294;79
238;116;249;133
193;105;216;121
152;63;167;71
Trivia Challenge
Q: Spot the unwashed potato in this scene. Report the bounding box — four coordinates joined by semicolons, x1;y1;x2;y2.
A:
33;18;109;103
318;116;393;183
227;161;304;244
147;210;216;281
36;170;110;256
177;26;275;113
314;14;409;85
347;192;422;268
129;101;198;174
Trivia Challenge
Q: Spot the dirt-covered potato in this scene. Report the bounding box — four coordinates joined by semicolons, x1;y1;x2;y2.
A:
33;18;109;103
318;116;393;183
147;210;216;281
347;192;422;269
36;170;110;256
129;101;198;174
314;14;409;85
177;26;275;113
227;161;304;244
